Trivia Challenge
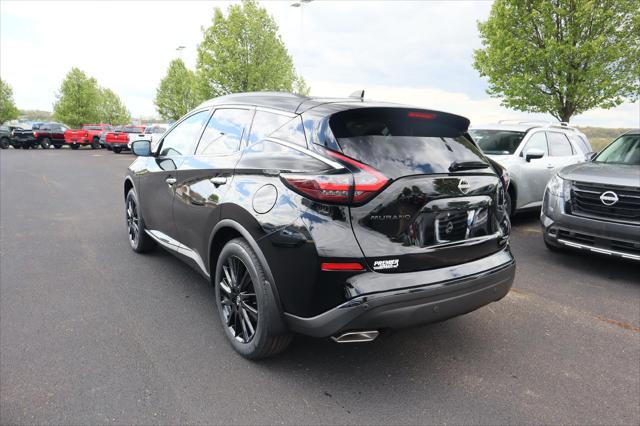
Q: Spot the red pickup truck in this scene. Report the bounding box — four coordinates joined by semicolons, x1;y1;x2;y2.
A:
64;124;113;149
105;125;145;153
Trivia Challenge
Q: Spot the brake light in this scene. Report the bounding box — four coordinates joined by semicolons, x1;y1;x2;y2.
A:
321;262;364;271
33;132;38;138
84;131;89;137
407;111;436;120
281;151;388;205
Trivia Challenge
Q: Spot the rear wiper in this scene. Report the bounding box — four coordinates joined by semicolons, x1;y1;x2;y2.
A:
449;161;490;172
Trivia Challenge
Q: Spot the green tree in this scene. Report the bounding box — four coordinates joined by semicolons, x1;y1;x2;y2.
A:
473;0;640;122
99;88;131;125
53;67;101;127
154;58;199;121
0;79;20;124
196;0;309;99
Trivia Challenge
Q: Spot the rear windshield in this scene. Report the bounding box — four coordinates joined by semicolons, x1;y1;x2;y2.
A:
329;108;488;178
469;129;525;155
83;125;103;130
594;134;640;165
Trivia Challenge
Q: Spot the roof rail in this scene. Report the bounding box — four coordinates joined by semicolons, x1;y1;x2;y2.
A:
497;119;578;132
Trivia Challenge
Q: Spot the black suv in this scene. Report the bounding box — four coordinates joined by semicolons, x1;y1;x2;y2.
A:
124;92;515;359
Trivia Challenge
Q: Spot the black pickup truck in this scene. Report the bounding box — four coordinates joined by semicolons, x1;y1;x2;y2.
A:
13;122;69;149
0;125;25;149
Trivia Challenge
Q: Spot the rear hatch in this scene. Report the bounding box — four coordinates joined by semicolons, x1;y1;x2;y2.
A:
329;107;506;273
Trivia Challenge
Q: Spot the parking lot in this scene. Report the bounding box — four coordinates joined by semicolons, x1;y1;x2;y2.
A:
1;148;638;425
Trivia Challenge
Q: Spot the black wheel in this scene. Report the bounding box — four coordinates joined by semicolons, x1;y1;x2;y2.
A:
0;138;9;149
22;144;30;150
53;145;62;149
70;144;80;150
214;238;291;359
125;189;155;253
106;144;112;151
113;146;122;154
40;138;51;149
91;137;100;149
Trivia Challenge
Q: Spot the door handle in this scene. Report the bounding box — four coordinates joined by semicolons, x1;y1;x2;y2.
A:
546;164;554;169
165;177;177;185
209;176;227;186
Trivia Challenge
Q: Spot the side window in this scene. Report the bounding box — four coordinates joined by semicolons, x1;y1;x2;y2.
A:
547;132;574;156
248;111;292;144
522;132;548;156
569;134;591;154
196;108;253;155
270;115;307;147
159;110;209;157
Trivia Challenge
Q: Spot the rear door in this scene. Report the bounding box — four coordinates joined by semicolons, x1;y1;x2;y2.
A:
173;107;254;271
138;109;210;245
327;107;505;272
51;124;66;143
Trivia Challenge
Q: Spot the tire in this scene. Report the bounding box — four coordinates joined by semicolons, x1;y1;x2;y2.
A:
125;189;156;253
113;146;122;154
214;238;292;359
91;137;100;149
505;189;515;218
70;144;80;150
0;138;9;149
22;144;30;150
106;144;112;151
53;145;62;149
40;138;51;149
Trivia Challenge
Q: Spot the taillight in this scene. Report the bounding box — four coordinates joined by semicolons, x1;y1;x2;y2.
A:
84;131;89;137
281;150;388;205
33;131;38;138
408;111;436;120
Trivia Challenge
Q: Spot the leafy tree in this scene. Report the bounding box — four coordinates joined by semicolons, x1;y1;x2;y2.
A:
53;67;101;127
473;0;640;122
99;88;131;125
0;79;20;124
154;58;199;121
196;0;309;99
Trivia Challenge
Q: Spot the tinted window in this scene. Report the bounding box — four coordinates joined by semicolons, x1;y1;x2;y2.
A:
331;108;488;179
547;132;574;156
83;125;103;130
248;111;293;144
595;134;640;165
469;130;525;155
196;109;252;155
270;116;306;147
159;110;209;157
521;132;548;156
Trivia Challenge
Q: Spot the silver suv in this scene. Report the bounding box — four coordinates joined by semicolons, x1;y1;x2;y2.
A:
470;121;593;216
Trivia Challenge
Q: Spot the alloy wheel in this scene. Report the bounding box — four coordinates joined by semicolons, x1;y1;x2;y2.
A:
218;256;258;343
126;197;139;247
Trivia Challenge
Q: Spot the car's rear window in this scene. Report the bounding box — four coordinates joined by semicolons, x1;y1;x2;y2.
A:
469;129;525;155
122;127;144;133
83;126;103;130
329;108;488;178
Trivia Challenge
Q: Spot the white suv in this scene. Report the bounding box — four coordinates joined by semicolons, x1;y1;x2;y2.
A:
470;121;593;216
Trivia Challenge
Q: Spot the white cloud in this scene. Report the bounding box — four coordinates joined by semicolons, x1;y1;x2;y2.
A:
1;0;638;128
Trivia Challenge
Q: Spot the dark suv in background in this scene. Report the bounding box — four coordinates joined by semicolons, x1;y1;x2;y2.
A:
542;129;640;261
124;92;515;359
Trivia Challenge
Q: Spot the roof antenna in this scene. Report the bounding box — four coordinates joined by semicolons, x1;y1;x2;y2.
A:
349;90;365;101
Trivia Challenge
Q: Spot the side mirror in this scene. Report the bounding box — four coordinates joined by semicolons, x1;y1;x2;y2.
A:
131;140;151;157
525;148;545;162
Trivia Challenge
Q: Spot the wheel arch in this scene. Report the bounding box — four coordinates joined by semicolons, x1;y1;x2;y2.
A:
508;178;518;210
209;218;287;333
124;177;135;200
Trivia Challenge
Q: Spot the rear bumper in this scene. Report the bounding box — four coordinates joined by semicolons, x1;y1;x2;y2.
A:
541;191;640;261
65;137;90;145
285;248;515;338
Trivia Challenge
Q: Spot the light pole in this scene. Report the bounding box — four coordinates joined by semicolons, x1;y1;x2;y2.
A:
176;45;186;60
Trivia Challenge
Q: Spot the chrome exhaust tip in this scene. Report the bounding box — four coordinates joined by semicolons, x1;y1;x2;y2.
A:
331;330;379;343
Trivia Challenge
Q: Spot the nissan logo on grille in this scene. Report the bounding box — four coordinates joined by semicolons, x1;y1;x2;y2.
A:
599;191;619;206
458;179;470;193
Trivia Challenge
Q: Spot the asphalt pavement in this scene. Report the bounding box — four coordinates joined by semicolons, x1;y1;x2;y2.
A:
1;148;638;425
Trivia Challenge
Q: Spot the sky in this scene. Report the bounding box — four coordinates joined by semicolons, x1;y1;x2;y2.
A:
1;0;638;128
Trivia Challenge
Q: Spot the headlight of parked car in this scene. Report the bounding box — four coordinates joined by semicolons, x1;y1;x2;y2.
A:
546;173;570;199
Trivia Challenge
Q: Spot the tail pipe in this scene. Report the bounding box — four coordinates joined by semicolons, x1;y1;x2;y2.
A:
331;330;379;343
